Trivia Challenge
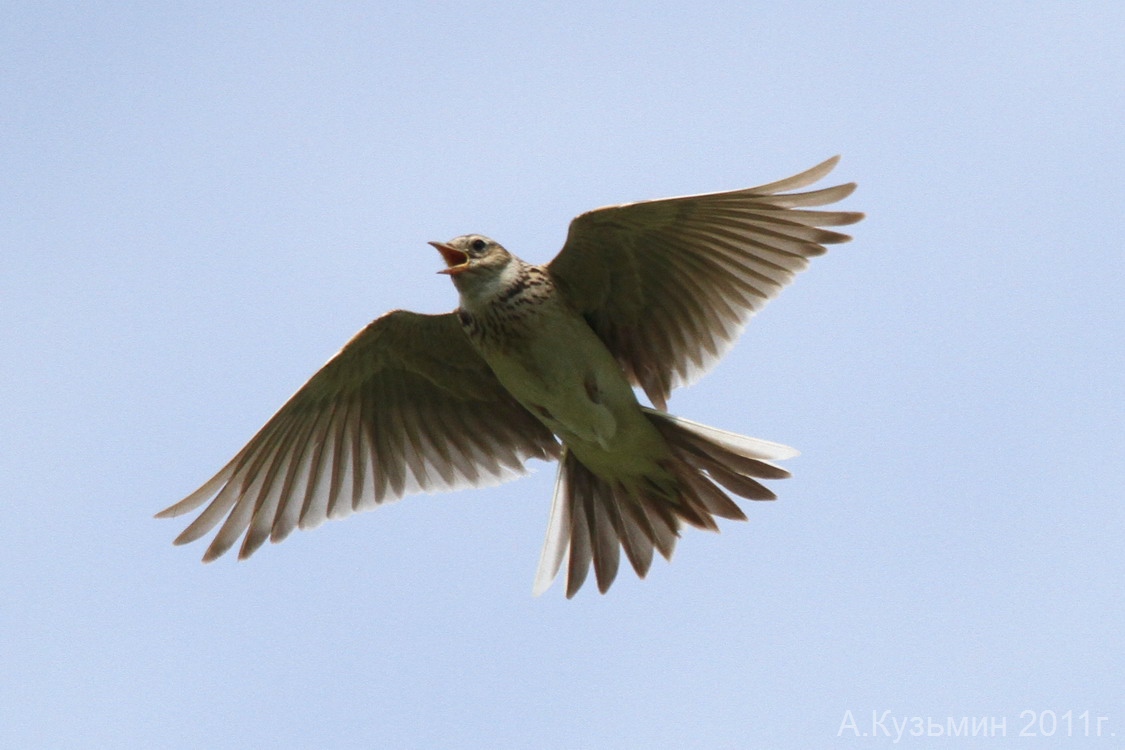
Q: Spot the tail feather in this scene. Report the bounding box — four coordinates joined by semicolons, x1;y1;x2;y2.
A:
533;409;797;597
565;476;593;596
533;461;572;595
666;459;746;521
645;409;799;462
667;425;793;480
584;474;621;596
614;493;656;581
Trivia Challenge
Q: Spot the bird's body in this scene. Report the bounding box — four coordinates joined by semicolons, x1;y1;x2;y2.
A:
158;157;863;596
455;253;667;473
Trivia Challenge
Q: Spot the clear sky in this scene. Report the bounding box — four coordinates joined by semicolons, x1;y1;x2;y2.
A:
3;3;1123;748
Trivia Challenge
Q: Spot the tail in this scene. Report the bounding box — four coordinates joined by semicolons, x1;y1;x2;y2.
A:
533;408;799;597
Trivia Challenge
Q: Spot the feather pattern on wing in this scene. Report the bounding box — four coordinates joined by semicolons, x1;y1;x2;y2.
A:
548;156;863;408
156;310;560;562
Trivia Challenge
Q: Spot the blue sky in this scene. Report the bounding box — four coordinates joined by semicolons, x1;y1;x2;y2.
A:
3;2;1123;747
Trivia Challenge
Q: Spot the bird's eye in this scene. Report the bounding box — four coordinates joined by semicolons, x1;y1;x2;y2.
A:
470;238;487;253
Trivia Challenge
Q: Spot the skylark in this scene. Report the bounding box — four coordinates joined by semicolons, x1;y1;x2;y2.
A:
158;156;863;597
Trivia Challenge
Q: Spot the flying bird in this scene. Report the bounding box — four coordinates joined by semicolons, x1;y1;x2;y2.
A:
157;156;863;597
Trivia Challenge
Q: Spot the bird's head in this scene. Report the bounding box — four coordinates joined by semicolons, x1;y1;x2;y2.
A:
429;235;518;300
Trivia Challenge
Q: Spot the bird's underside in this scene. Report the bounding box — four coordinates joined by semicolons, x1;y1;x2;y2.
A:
158;156;863;597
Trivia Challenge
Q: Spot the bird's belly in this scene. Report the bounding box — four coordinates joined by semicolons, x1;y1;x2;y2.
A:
476;314;670;478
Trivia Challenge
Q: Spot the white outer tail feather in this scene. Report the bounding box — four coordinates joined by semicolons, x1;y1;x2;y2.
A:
533;460;573;596
644;409;800;462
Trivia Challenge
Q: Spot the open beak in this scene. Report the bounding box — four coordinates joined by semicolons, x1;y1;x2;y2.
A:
429;241;469;275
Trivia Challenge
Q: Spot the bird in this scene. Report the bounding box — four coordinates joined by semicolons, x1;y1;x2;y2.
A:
157;156;863;597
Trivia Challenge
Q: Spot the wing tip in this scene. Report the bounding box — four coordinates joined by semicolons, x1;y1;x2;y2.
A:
154;493;205;520
755;154;847;194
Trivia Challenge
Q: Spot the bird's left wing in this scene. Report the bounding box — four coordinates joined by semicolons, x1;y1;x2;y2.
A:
548;156;863;409
157;310;559;562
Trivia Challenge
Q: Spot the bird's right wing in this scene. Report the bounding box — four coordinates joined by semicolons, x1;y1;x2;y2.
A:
157;310;560;562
